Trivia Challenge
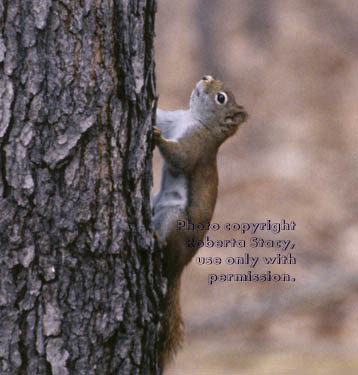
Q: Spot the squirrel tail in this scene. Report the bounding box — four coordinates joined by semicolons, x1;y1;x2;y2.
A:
159;273;184;368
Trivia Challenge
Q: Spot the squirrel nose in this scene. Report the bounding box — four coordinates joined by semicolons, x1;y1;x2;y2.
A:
238;108;249;123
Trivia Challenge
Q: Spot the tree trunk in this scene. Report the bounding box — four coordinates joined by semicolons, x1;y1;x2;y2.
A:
0;0;162;374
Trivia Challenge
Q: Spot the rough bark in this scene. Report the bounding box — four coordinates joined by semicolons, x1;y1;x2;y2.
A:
0;0;162;374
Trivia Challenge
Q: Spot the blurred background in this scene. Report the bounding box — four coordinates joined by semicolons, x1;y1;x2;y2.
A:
153;1;358;374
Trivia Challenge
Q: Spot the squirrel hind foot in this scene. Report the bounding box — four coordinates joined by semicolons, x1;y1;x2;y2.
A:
154;230;167;248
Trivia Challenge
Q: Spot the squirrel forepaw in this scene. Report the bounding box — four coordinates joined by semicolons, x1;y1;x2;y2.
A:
153;126;162;145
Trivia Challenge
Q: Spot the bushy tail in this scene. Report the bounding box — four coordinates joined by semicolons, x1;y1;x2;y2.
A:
159;274;184;368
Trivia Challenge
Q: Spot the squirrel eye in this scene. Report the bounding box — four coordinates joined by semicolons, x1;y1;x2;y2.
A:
215;92;228;105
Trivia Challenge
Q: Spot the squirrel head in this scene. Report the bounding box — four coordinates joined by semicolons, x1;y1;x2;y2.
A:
189;75;248;141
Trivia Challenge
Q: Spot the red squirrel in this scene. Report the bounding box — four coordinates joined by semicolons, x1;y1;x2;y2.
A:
153;75;248;368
